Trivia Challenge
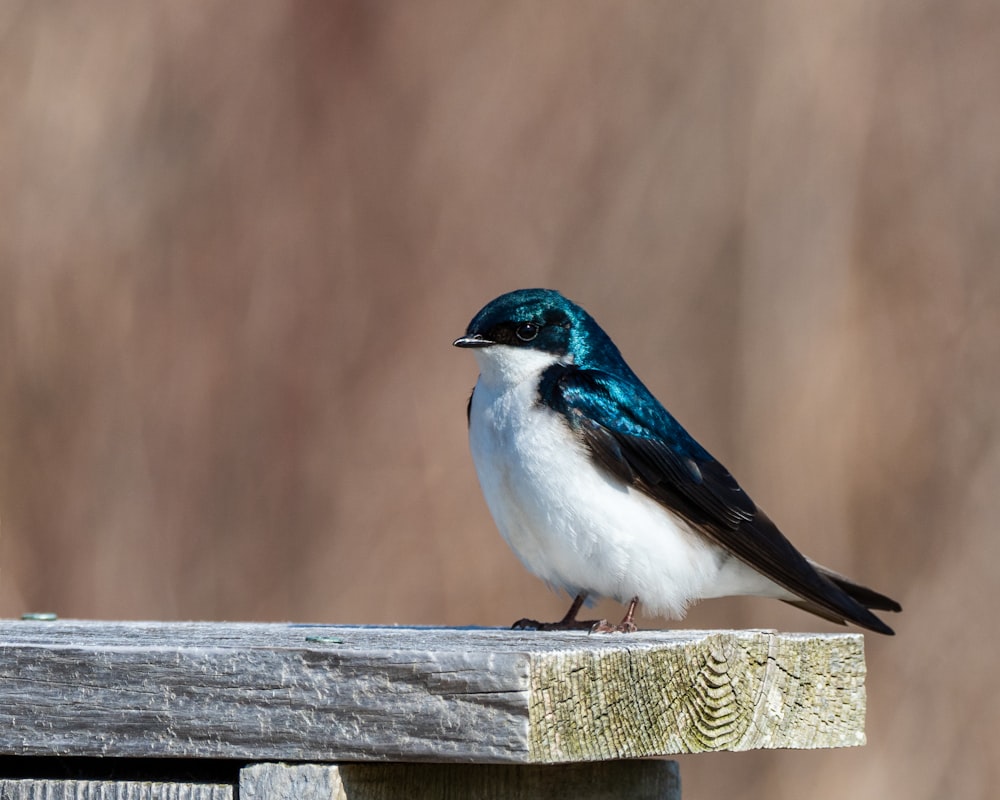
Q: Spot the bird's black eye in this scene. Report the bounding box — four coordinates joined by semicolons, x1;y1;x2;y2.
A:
516;322;539;342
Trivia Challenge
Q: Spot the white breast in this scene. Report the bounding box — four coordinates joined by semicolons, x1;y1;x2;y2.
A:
466;346;784;619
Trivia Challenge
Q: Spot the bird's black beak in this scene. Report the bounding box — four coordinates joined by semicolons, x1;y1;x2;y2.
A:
453;335;494;348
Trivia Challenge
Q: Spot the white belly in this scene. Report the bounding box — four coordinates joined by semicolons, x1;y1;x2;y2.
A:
467;371;782;619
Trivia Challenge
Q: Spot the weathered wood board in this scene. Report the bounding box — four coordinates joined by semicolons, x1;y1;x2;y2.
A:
240;760;681;800
0;621;866;764
0;781;232;799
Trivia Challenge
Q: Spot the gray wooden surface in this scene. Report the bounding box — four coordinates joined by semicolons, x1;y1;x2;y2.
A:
240;761;681;800
0;781;232;799
0;620;866;763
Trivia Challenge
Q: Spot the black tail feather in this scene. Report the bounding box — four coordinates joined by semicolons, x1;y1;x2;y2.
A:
801;560;901;634
827;574;902;613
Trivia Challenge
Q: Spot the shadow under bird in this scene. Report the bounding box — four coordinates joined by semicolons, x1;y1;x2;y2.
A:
454;288;901;635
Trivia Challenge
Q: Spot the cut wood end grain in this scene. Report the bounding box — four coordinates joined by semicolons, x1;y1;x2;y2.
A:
527;629;866;761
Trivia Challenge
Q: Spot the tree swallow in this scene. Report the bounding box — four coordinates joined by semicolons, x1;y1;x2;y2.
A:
454;289;901;634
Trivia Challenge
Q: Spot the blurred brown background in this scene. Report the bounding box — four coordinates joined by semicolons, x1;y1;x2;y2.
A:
1;1;997;797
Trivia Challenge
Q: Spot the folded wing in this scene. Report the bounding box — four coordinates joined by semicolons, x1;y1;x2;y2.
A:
540;364;900;634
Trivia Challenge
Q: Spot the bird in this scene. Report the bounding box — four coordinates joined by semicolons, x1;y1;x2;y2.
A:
453;288;901;635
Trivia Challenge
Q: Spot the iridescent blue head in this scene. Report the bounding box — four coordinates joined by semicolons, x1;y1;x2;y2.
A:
453;288;628;372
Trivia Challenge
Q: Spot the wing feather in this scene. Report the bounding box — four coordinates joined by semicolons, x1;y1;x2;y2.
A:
542;365;895;634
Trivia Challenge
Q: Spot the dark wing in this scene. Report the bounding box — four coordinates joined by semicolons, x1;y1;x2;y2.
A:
540;365;897;634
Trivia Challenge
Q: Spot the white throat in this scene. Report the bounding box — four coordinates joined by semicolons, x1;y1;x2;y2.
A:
472;345;567;391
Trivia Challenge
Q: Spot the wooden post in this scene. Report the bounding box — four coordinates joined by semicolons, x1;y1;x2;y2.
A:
240;761;681;800
0;620;867;798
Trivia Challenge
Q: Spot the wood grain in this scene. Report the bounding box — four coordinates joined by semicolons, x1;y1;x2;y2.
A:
0;780;232;799
0;621;866;763
240;760;681;800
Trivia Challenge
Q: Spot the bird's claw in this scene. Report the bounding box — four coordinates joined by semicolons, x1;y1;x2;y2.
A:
589;619;638;634
511;617;606;632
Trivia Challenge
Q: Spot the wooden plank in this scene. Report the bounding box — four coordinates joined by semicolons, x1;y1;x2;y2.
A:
241;763;345;800
240;760;681;800
0;780;232;799
0;621;865;763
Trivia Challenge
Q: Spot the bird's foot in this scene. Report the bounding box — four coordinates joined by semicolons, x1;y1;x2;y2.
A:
511;617;606;632
512;593;604;631
511;594;641;633
589;596;640;634
589;618;638;634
